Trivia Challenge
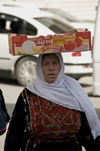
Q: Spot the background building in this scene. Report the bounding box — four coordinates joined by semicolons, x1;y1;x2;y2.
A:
0;0;99;21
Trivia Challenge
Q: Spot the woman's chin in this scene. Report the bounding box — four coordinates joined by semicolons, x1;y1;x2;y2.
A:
46;78;56;84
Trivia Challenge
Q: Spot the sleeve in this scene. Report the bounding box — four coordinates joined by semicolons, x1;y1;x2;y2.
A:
4;89;27;151
0;89;10;122
79;112;100;151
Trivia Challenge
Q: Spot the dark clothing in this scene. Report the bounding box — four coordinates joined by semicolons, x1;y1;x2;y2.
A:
4;88;100;151
0;89;10;123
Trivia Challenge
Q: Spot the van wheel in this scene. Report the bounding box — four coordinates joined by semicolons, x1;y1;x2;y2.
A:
15;56;37;86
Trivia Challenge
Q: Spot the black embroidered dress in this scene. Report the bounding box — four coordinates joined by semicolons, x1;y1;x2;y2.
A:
4;88;100;151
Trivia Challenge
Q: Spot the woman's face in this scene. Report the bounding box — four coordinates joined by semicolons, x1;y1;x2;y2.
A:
41;54;61;83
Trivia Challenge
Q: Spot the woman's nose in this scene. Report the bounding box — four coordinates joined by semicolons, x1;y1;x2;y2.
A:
49;63;54;70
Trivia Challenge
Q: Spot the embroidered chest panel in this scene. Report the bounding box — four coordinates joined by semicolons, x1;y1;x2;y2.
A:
28;95;81;139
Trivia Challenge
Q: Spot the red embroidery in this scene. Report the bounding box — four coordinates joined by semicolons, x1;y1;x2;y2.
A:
28;95;81;139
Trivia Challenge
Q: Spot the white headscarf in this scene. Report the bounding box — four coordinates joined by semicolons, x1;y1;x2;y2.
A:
26;52;100;139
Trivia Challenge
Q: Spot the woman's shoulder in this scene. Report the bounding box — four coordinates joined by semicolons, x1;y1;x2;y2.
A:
66;75;78;83
22;88;37;99
65;75;82;88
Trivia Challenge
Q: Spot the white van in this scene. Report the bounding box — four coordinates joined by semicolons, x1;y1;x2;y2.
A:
92;0;100;96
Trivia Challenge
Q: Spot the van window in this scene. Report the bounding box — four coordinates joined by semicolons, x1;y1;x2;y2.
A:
35;17;73;34
40;8;80;22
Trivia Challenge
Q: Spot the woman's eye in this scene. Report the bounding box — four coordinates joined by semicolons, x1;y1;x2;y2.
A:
53;62;57;65
44;62;48;65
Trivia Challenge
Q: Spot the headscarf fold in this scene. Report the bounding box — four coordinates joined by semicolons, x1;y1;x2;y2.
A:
26;52;100;139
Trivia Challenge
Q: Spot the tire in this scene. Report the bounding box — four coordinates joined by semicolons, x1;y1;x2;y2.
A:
15;56;37;86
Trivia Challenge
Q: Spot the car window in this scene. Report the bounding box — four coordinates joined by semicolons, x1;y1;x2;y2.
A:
0;13;37;35
18;20;37;35
34;17;73;34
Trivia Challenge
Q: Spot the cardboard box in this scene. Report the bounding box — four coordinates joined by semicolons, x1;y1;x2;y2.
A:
8;30;91;55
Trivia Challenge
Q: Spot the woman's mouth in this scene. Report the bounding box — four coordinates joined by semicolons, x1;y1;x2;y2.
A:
49;73;55;77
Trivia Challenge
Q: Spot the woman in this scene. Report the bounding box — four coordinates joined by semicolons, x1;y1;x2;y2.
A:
0;89;10;135
4;53;100;151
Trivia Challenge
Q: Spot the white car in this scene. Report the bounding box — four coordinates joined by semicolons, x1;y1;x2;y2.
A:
1;0;95;37
0;5;93;86
0;1;95;43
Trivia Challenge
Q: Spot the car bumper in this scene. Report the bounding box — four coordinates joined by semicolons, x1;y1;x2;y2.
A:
64;64;93;79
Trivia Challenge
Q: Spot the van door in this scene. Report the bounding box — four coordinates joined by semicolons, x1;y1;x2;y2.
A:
92;0;100;96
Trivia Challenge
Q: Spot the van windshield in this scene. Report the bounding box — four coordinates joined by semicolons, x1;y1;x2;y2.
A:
39;8;81;22
34;17;74;34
